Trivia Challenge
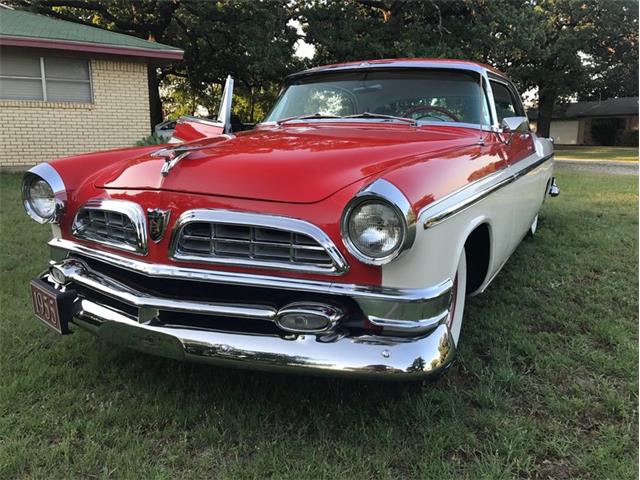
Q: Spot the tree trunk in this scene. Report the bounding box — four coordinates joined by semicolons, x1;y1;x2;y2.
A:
536;86;556;138
147;64;163;132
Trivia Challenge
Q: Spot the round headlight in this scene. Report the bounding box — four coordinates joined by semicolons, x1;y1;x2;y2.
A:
345;200;405;261
22;164;67;224
28;179;56;218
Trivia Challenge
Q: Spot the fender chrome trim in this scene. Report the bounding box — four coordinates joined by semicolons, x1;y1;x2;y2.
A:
22;163;67;224
340;178;416;266
420;153;553;229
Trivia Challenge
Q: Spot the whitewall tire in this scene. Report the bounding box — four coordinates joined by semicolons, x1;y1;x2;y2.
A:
529;214;538;236
447;249;467;346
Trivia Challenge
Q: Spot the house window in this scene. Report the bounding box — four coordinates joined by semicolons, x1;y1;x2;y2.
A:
0;52;92;102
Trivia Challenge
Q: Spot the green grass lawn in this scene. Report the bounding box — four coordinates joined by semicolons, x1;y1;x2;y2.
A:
555;145;639;162
1;169;637;479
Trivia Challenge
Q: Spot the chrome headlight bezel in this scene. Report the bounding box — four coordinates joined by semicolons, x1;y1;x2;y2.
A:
340;179;416;266
22;163;67;224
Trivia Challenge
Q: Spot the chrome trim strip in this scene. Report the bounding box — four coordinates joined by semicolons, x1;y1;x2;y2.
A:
368;310;449;335
70;297;456;380
420;153;554;229
72;198;148;255
52;258;277;322
22;163;67;224
259;118;495;131
48;238;452;323
340;179;416;266
169;209;349;275
286;61;491;81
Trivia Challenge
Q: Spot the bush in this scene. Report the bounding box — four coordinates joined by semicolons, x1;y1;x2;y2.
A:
135;133;165;146
615;129;639;147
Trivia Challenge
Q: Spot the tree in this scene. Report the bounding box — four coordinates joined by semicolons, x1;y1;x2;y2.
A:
10;0;301;126
300;0;639;137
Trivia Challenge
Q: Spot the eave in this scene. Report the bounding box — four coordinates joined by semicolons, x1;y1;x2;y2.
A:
0;35;184;61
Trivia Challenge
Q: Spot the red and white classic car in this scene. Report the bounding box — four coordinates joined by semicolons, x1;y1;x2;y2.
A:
24;59;559;380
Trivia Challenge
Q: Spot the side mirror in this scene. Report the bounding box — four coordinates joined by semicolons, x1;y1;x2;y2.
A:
501;116;529;134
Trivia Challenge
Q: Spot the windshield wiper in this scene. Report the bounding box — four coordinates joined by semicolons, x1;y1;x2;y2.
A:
343;112;417;125
276;113;342;125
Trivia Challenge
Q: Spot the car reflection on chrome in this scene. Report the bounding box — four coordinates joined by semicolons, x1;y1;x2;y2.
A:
23;59;559;380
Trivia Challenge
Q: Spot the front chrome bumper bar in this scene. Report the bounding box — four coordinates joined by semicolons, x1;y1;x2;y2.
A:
40;254;457;380
73;298;455;379
49;238;452;334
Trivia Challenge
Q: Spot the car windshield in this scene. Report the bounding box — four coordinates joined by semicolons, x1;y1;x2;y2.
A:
264;69;491;125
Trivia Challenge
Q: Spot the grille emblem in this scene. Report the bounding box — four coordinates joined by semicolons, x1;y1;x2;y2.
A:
147;209;171;243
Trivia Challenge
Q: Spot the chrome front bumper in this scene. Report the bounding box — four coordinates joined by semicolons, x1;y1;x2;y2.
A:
72;298;454;379
42;242;457;380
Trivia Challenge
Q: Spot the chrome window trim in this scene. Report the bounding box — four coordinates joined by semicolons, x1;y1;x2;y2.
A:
168;209;349;275
340;179;416;266
22;162;67;224
72;198;148;255
259;118;497;131
419;153;554;229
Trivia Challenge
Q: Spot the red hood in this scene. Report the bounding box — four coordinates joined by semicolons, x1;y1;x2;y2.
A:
96;124;479;203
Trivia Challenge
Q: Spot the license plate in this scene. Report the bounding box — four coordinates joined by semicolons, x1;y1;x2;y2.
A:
30;278;75;335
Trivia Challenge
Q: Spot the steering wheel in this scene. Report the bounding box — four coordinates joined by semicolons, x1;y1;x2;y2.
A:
403;105;460;122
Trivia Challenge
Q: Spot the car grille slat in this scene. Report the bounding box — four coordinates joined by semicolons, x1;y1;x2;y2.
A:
173;218;342;273
72;200;147;255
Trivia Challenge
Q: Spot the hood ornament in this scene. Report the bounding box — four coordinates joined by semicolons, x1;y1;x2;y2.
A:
151;146;201;177
147;208;171;242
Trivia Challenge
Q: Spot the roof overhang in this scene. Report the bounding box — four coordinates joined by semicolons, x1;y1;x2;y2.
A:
0;34;184;60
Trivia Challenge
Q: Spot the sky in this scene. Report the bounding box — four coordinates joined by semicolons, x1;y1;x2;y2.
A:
290;20;316;59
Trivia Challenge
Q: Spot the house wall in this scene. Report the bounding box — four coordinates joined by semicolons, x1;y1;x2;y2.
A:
550;120;580;145
0;57;150;169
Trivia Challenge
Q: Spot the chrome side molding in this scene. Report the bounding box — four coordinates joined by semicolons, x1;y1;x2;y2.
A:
420;153;554;229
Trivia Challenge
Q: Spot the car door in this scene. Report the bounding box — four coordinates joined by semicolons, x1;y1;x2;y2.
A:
489;78;540;239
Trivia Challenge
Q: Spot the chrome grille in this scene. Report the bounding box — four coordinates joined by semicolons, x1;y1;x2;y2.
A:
171;210;348;274
72;199;147;255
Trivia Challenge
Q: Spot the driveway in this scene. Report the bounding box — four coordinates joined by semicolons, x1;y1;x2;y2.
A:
556;159;638;175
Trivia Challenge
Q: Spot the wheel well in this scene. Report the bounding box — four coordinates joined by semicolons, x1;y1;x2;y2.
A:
464;223;491;294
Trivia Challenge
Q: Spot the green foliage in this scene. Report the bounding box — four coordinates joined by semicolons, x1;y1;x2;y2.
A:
135;133;165;146
300;0;639;136
8;0;638;131
1;168;638;477
11;0;302;124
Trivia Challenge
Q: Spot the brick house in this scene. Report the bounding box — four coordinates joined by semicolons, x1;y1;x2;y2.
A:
0;7;183;169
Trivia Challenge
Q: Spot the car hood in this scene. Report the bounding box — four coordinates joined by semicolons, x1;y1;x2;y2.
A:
96;124;478;203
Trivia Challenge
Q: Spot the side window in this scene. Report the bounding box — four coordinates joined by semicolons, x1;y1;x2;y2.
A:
490;81;519;122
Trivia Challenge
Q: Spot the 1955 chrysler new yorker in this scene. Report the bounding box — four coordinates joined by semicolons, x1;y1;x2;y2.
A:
24;59;559;380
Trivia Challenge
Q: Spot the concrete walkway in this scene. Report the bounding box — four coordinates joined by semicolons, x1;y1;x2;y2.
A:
556;158;638;175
